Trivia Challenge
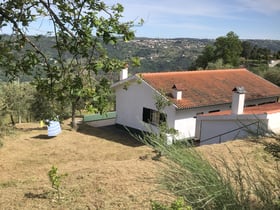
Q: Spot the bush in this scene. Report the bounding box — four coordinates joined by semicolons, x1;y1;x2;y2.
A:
151;197;192;210
136;130;280;209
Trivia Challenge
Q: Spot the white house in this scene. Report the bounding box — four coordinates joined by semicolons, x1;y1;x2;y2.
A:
196;87;280;145
112;68;280;140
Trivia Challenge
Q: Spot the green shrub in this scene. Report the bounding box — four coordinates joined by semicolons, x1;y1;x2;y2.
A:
48;166;68;201
151;197;192;210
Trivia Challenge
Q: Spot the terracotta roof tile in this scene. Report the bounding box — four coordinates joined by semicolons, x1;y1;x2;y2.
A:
139;69;280;109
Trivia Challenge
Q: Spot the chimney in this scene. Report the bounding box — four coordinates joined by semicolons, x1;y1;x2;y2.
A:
231;86;246;115
120;63;128;80
172;84;182;100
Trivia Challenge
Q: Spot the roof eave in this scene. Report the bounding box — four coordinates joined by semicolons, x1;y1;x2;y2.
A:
174;95;280;110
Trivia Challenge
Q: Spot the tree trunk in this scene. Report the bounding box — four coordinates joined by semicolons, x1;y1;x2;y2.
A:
18;114;22;124
71;101;78;131
10;114;15;126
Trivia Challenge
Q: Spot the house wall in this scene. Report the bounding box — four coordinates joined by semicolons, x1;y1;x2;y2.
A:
196;114;269;145
114;79;278;140
175;103;238;139
267;112;280;134
115;80;175;133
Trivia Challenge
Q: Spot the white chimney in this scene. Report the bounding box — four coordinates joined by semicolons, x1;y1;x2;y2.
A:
172;85;182;100
231;86;246;115
120;64;128;80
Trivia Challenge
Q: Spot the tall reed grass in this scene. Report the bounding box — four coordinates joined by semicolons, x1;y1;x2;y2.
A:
133;128;280;209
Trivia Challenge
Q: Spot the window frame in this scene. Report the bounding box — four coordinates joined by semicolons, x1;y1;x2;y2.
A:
142;107;166;126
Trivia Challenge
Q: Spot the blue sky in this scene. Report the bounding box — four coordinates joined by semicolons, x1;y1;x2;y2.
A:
107;0;280;40
1;0;279;40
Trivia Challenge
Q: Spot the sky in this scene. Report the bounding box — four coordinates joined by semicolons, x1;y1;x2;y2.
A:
1;0;280;40
106;0;280;40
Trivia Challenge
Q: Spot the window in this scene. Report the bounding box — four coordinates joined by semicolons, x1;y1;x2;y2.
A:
143;107;166;126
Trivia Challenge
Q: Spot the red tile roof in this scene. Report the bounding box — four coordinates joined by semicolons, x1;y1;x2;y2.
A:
139;68;280;109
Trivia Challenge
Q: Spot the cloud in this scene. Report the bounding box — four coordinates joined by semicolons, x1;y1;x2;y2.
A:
236;0;280;14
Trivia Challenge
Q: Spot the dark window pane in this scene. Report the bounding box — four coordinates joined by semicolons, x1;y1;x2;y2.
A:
143;107;151;123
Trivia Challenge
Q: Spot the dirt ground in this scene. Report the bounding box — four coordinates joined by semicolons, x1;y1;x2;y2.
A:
0;121;278;210
0;122;173;210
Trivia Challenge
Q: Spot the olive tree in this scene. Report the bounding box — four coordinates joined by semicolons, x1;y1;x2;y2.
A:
0;0;141;129
0;82;35;125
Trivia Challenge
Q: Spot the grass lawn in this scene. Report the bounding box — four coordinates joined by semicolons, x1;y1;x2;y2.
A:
0;120;278;209
0;121;171;210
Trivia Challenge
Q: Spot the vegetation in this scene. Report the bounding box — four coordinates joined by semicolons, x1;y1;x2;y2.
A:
48;165;68;202
192;31;280;71
135;124;280;209
131;94;280;210
1;34;279;82
263;67;280;87
151;197;192;210
194;31;242;69
0;0;140;130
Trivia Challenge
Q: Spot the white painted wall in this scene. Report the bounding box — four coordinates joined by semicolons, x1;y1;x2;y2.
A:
176;104;240;139
115;79;175;133
114;78;279;140
174;109;199;139
196;114;271;145
267;112;280;134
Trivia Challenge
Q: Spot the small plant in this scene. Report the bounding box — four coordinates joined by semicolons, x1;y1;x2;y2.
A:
48;165;68;201
151;197;192;210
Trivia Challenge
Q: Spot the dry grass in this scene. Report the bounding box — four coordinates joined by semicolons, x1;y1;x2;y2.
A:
1;121;279;209
0;121;172;210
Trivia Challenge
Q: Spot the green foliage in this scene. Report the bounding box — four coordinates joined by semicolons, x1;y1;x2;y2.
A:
151;197;192;210
195;45;215;69
207;58;233;70
194;31;242;69
193;31;280;71
214;31;242;67
0;0;138;129
48;165;68;201
0;82;35;124
263;67;280;87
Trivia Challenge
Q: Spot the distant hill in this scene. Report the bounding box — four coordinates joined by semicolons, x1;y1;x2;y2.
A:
1;35;280;81
108;38;280;73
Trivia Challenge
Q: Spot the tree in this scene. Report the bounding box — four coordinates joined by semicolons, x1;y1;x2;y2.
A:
0;82;35;125
0;0;141;129
195;45;215;69
194;31;242;69
214;31;242;67
264;68;280;87
241;41;253;60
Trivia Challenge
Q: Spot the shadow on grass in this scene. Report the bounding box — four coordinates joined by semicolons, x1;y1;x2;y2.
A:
77;123;143;147
17;127;47;132
24;192;49;199
31;134;56;140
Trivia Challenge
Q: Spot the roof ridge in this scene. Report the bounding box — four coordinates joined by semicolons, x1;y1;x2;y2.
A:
139;68;248;76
